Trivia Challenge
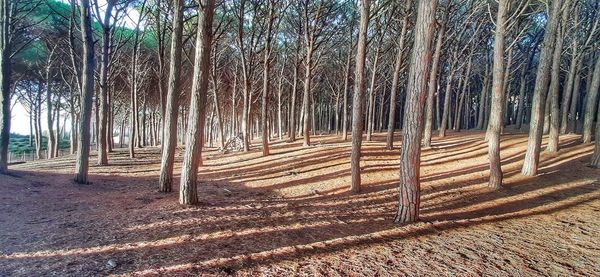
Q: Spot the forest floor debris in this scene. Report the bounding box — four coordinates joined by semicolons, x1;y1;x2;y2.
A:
0;131;599;276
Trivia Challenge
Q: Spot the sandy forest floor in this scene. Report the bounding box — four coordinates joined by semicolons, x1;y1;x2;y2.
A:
0;130;599;276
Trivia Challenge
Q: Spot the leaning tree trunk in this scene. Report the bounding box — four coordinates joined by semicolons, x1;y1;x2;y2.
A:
583;56;600;143
522;1;564;176
179;0;215;205
394;0;437;224
349;0;370;193
158;0;184;193
74;0;95;184
487;0;508;189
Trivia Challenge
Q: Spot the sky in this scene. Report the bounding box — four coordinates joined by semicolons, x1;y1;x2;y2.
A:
10;0;142;135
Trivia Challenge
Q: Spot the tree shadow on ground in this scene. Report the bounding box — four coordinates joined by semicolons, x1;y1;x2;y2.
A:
0;132;598;276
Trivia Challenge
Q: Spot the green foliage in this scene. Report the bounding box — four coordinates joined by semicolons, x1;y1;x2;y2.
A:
8;133;70;154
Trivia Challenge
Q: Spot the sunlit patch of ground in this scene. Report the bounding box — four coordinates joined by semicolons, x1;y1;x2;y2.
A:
0;130;598;276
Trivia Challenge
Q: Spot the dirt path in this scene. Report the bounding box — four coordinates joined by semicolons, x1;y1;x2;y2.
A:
0;131;599;276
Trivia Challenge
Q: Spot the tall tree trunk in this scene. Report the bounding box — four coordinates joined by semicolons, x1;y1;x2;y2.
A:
341;37;352;141
567;62;582;133
522;1;563;176
74;0;96;184
97;3;113;165
394;0;437;223
350;0;370;193
55;102;60;157
515;65;527;130
289;52;299;142
0;0;8;173
377;82;385;132
423;26;444;147
179;0;215;205
366;45;380;141
261;1;275;156
583;56;600;143
560;42;579;134
439;68;455;138
591;97;600;168
546;7;570;152
455;54;473;132
46;68;56;159
477;68;490;130
487;0;508;189
158;0;184;193
277;64;284;140
302;48;313;146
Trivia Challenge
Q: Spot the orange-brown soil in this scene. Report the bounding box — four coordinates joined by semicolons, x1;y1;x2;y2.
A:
1;131;599;276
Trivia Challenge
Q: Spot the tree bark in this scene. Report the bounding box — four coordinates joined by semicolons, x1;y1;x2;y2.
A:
158;0;184;193
341;36;352;141
423;26;445;147
487;0;508;189
261;1;275;156
522;1;563;176
394;0;437;223
439;68;455;138
179;0;215;205
350;0;370;193
583;56;600;143
567;62;582;133
45;65;56;159
591;98;600;168
560;41;579;134
0;0;9;173
366;44;380;142
546;7;570;152
74;0;96;184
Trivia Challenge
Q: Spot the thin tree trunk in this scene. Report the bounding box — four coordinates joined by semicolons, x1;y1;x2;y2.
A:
366;45;380;141
583;56;600;143
515;65;527;130
341;36;352;141
422;26;444;147
567;62;582;133
261;1;275;156
439;68;455;137
591;99;600;167
546;10;569;152
97;1;114;166
46;66;56;159
560;41;579;134
350;0;370;193
158;0;184;193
